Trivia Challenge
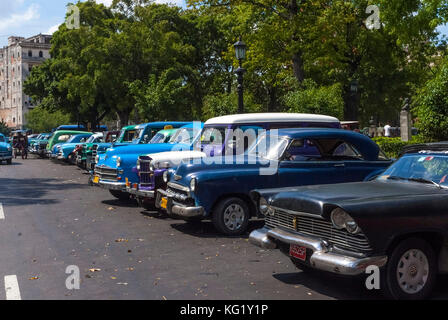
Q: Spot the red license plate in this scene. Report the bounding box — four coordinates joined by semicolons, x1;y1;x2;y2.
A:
289;244;306;261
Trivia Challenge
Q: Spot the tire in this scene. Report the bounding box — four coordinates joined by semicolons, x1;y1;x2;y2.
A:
6;159;11;165
109;190;130;201
212;197;250;236
381;238;437;300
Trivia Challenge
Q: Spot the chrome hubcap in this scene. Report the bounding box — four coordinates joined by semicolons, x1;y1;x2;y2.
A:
223;204;245;231
397;249;429;294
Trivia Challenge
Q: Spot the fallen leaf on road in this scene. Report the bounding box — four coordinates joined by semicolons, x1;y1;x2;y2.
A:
111;276;117;280
126;267;134;271
162;296;167;300
29;276;39;280
89;268;101;272
115;238;128;243
108;207;116;211
117;282;128;286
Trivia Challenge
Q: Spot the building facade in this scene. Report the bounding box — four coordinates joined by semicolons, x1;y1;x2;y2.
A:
0;34;52;129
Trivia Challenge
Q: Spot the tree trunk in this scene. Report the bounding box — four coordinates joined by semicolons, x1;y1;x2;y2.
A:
267;86;277;112
288;0;305;84
292;52;305;84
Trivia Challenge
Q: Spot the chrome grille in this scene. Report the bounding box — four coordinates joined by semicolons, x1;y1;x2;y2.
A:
266;209;372;252
95;166;118;181
92;145;98;158
138;156;152;185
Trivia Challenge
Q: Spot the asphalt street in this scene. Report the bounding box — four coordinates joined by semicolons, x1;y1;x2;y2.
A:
0;157;447;300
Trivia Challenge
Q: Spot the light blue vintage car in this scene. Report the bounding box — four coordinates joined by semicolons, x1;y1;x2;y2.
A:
92;122;197;200
0;133;13;165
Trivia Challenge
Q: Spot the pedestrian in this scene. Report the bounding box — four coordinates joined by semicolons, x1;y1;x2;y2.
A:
377;123;384;137
384;122;392;138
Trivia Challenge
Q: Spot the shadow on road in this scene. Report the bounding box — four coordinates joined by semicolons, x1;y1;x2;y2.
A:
273;270;382;300
101;199;139;208
170;220;265;239
0;178;85;207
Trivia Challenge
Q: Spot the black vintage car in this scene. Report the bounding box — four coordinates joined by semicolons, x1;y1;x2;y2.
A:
249;142;448;300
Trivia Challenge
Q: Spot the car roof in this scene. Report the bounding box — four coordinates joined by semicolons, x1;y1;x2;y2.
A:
134;122;191;129
205;113;340;125
401;142;448;156
53;130;92;135
269;128;380;160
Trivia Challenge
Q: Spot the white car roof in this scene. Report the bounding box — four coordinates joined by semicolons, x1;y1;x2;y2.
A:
205;113;339;125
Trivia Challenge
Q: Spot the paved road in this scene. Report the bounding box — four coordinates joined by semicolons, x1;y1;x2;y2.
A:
0;157;447;300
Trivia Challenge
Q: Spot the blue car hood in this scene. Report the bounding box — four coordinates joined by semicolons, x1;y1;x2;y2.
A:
174;155;273;177
99;143;191;169
0;142;11;151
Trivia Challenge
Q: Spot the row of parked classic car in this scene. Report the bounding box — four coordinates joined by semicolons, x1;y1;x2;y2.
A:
28;112;448;300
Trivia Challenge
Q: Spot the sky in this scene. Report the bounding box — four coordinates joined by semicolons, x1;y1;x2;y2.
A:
0;0;447;47
0;0;187;46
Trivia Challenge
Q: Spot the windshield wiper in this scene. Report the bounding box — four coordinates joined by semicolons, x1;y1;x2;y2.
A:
388;176;442;189
407;178;442;189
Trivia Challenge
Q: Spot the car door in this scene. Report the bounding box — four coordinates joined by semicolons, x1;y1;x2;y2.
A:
277;139;347;187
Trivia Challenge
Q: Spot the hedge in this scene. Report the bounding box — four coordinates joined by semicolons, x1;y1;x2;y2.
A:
373;136;430;159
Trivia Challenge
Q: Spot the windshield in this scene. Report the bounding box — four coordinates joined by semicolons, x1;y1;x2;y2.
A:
378;154;448;187
67;135;85;143
169;128;194;144
119;128;141;143
199;126;227;146
150;132;169;144
246;134;289;160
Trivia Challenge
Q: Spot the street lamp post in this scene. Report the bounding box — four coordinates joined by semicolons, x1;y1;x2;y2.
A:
234;36;247;114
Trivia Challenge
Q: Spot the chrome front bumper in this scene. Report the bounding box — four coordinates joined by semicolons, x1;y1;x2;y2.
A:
98;180;126;191
156;190;204;218
0;155;12;160
127;187;155;198
249;227;387;276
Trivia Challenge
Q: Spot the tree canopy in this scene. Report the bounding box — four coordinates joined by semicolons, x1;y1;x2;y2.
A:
23;0;448;135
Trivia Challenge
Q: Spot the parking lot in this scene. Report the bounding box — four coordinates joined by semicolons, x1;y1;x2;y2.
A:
1;157;448;300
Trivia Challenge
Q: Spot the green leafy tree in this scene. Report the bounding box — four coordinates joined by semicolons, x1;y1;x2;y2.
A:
283;79;344;119
414;58;448;141
0;120;10;136
24;107;71;133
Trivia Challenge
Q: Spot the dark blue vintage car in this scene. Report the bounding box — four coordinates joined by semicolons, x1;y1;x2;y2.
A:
156;128;392;235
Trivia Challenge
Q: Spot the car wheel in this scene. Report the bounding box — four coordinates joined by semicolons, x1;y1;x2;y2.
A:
6;159;12;165
109;190;130;201
381;238;437;300
212;197;250;236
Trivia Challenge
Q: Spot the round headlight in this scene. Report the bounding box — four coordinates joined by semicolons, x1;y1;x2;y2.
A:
190;178;197;192
163;170;169;183
331;208;360;234
259;197;269;216
116;157;122;167
7;146;12;151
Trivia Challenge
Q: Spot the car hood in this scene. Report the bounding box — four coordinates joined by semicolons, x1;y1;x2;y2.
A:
143;150;204;167
99;143;180;169
0;142;10;151
61;143;82;150
174;155;274;178
254;180;446;217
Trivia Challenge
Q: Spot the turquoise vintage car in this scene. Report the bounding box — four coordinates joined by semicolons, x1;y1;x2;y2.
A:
49;133;93;159
0;133;13;165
